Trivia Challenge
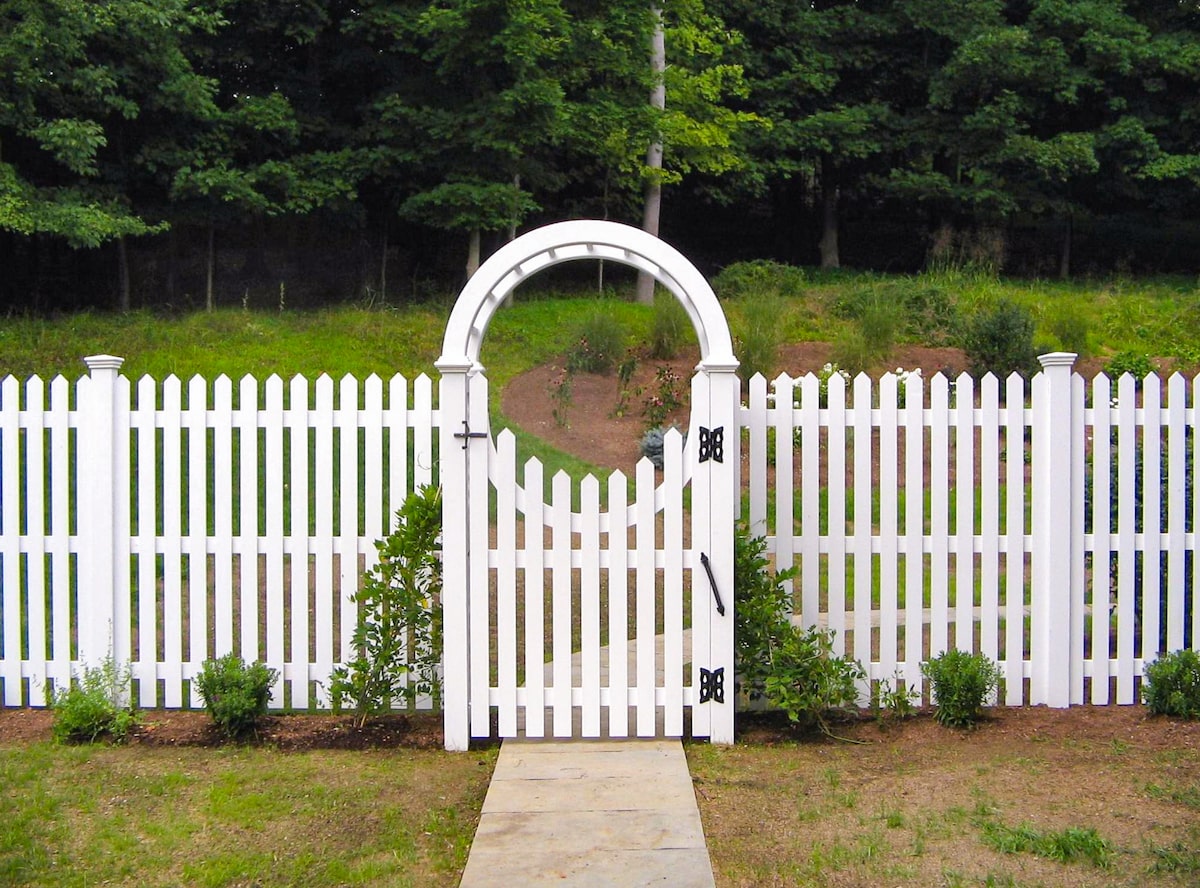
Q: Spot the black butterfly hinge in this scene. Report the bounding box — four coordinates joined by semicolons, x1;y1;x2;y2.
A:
698;426;724;463
699;667;725;704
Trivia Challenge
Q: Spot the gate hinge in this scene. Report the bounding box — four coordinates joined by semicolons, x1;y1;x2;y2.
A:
453;420;487;449
699;667;725;704
698;426;724;463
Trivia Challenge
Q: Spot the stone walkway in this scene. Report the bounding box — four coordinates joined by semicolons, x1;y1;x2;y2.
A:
458;739;715;887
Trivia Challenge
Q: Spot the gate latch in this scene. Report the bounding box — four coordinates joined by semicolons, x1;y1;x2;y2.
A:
453;420;487;449
699;667;725;704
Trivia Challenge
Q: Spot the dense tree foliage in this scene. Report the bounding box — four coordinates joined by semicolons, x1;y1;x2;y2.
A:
1;0;1197;310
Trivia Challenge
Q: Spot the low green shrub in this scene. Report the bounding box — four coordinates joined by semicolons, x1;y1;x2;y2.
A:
921;649;1001;728
1142;649;1200;719
52;659;138;744
962;300;1039;378
196;653;279;739
734;526;864;736
1045;303;1092;357
331;484;444;728
712;259;806;301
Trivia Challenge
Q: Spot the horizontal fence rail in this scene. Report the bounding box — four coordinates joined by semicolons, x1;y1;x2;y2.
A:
1;353;1196;714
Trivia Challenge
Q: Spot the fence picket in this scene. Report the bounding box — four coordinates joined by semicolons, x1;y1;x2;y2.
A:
25;378;47;696
264;376;285;702
1116;374;1138;702
606;470;629;737
827;372;847;651
288;375;311;708
212;377;234;663
1166;374;1187;652
551;470;572;737
799;373;820;628
663;429;684;736
955;373;976;653
929;374;951;663
1141;375;1163;663
313;375;334;705
879;373;899;682
903;371;925;688
1090;374;1113;703
748;374;768;537
852;374;872;696
581;474;602;736
494;431;518;736
338;375;359;673
162;376;184;707
1;376;19;704
773;374;795;599
186;376;208;707
49;376;71;694
980;375;1001;668
1004;374;1027;705
635;457;656;736
523;457;545;737
134;376;160;706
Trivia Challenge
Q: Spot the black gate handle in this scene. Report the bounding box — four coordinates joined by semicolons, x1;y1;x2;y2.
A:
700;552;726;616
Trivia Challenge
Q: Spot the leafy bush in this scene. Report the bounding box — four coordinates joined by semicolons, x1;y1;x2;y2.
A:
962;300;1039;378
52;659;138;744
196;653;279;739
650;290;691;359
330;484;444;727
712;259;806;301
830;291;902;373
565;308;625;374
1142;649;1200;719
1104;350;1154;381
921;649;1001;728
734;525;864;736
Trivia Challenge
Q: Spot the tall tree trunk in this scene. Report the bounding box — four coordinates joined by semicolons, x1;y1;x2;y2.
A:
636;4;666;306
1059;213;1073;280
818;157;841;270
117;235;131;312
205;221;215;312
166;229;177;304
466;229;481;279
379;219;388;305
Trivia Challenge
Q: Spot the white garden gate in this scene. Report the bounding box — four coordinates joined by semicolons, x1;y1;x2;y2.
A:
436;221;739;751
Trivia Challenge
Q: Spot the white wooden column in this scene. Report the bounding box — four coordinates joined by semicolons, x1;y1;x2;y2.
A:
1031;352;1077;707
695;360;739;745
437;359;472;751
78;356;126;677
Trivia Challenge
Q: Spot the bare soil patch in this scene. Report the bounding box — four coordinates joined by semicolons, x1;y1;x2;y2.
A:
0;706;445;750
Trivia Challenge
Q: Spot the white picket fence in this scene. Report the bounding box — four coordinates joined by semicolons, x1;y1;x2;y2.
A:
0;356;438;709
745;356;1198;707
1;354;1196;713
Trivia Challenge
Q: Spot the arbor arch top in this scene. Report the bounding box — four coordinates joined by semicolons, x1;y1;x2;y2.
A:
435;220;737;373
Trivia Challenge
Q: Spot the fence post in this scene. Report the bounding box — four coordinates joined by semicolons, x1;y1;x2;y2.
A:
1031;352;1077;707
436;360;471;751
77;356;124;679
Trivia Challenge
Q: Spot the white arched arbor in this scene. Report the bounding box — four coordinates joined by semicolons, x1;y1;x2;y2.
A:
436;220;739;751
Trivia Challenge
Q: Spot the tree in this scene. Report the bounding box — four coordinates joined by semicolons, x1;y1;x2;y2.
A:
0;0;224;306
711;0;896;269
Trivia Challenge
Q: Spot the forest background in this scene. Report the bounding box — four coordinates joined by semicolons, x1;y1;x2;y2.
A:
4;0;1200;313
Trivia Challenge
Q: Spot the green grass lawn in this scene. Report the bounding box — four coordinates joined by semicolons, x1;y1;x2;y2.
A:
0;739;496;888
